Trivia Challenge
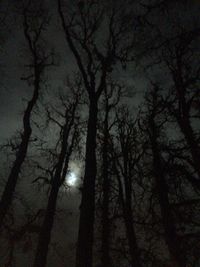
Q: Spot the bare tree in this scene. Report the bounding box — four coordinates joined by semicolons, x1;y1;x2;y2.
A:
138;0;200;184
97;82;123;267
33;82;82;267
111;106;143;267
99;87;112;267
163;30;200;182
57;1;135;266
140;85;186;267
0;1;54;232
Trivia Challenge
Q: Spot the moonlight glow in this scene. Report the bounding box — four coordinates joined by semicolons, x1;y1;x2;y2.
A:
66;172;77;186
64;161;81;188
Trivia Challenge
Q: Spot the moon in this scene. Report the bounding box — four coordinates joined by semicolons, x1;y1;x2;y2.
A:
64;161;82;188
66;171;78;186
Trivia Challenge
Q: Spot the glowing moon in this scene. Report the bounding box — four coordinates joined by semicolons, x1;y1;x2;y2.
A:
66;172;77;186
64;161;82;189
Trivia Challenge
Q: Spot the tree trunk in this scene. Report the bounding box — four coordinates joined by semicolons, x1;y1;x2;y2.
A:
174;74;200;179
124;172;141;267
116;165;142;267
33;102;76;267
124;203;142;267
0;85;39;231
76;98;98;267
101;107;111;267
178;117;200;179
33;179;60;267
150;117;186;267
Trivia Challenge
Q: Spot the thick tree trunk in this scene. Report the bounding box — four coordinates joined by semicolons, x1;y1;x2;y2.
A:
0;84;39;231
33;103;76;267
124;173;141;267
150;118;186;267
76;98;98;267
33;179;60;267
123;203;142;267
179;117;200;179
116;165;142;267
175;75;200;179
101;109;111;267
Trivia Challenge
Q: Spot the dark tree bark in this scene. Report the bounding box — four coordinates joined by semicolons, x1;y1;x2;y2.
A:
173;71;200;179
101;93;111;267
116;162;142;267
150;124;184;267
99;84;122;267
113;109;142;267
147;87;186;267
0;91;37;230
33;93;79;267
33;181;60;267
148;19;200;182
113;164;142;267
76;97;98;267
57;1;135;266
0;4;53;232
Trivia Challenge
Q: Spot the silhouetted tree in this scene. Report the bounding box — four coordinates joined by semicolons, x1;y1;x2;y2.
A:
163;30;200;182
57;1;135;266
99;87;112;267
142;85;186;267
33;81;82;267
97;82;123;267
0;1;54;232
138;0;200;185
111;106;143;267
